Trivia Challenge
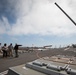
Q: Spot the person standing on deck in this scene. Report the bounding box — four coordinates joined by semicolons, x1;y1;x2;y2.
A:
0;43;2;53
8;43;13;57
2;43;8;58
14;43;22;57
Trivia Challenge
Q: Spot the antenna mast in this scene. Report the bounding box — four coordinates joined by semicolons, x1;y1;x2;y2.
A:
55;2;76;26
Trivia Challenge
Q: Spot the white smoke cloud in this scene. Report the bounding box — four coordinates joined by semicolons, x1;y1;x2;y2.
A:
0;0;76;36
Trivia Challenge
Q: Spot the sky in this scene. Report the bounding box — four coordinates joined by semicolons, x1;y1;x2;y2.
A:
0;0;76;47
